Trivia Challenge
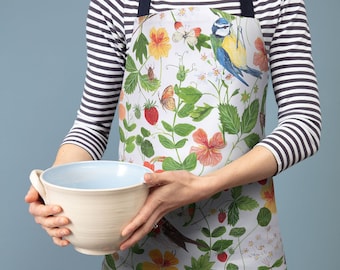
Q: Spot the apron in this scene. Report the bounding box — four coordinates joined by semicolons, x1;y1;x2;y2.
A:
104;1;286;269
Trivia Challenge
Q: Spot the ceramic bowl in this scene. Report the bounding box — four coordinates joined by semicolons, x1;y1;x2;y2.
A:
29;161;151;255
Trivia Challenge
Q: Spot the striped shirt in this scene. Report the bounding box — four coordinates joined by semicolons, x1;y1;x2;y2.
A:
63;0;321;173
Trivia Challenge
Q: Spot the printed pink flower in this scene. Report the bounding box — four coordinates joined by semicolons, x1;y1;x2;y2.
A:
190;128;226;167
253;37;269;72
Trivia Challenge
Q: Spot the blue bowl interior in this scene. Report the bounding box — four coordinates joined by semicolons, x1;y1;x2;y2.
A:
42;161;150;190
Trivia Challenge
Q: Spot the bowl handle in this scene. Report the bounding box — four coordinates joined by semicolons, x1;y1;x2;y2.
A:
29;169;47;202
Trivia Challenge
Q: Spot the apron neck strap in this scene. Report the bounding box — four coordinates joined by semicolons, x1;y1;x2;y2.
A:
137;0;151;17
137;0;254;18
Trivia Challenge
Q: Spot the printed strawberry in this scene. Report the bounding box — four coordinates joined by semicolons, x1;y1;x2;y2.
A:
218;209;227;223
144;100;159;125
258;179;267;185
217;252;228;262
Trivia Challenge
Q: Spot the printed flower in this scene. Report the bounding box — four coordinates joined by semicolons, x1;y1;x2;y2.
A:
260;181;277;213
143;160;164;173
190;128;226;167
140;249;179;270
149;27;171;60
253;37;269;72
118;103;126;120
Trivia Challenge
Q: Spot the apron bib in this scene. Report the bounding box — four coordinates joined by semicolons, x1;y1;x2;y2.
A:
104;1;286;269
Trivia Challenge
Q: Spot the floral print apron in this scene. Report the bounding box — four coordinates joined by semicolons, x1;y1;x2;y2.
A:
104;1;287;269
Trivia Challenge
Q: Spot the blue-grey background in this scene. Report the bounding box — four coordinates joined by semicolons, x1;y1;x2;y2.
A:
1;0;338;269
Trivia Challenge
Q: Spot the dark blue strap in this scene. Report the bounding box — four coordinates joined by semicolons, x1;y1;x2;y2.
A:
240;0;255;18
137;0;152;17
137;0;254;18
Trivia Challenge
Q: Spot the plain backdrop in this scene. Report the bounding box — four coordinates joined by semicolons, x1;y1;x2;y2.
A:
1;0;338;269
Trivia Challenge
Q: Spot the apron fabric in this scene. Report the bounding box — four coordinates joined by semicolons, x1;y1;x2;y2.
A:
103;1;286;269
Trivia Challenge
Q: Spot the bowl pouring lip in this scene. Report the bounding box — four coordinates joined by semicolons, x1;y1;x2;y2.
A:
40;160;152;193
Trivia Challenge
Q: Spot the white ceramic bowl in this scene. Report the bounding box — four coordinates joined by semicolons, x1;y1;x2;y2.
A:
29;161;151;255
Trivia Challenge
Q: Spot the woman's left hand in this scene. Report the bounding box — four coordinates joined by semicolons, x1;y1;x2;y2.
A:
119;170;208;250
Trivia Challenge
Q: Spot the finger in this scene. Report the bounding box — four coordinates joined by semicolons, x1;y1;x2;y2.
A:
28;201;63;217
35;214;69;228
144;171;173;186
120;212;161;250
120;192;161;238
24;185;40;203
52;237;70;247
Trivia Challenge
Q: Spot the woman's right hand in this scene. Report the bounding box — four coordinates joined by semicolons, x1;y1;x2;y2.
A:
25;185;71;246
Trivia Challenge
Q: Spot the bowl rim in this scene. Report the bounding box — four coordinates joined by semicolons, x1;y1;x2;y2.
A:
40;160;152;192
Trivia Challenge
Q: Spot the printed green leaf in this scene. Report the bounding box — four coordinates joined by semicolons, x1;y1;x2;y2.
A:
139;74;161;92
105;255;117;270
135;134;143;145
226;263;239;270
231;186;242;199
244;133;260;148
124;72;138;94
272;256;284;267
177;86;202;104
211;239;233;252
182;153;197;171
241;99;259;133
184;253;215;270
201;227;210;237
196;239;210;252
218;104;240;134
257;207;272;227
195;33;211;51
119;126;126;143
175;138;188;149
141;127;151;137
162;157;182;171
228;201;240;226
161;121;173;132
229;227;246;238
258;267;270;270
141;139;154;158
126;142;135;153
190;103;214;122
125;55;137;72
133;32;148;64
211;226;226;237
174;123;196;136
131;243;144;255
178;103;195;118
236;196;259;211
158;135;176;149
123;119;136;132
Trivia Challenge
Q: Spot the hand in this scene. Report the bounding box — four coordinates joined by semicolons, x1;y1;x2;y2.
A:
119;170;208;250
25;185;71;247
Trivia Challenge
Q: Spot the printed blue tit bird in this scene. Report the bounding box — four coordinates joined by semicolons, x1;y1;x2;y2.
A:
211;17;262;86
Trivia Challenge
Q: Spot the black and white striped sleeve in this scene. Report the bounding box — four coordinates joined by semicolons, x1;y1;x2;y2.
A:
62;0;129;159
257;0;322;173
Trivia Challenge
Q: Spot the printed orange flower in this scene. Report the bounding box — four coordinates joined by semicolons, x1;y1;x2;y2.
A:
261;180;277;213
141;249;179;270
253;37;269;72
143;160;164;173
190;128;226;167
118;103;126;120
149;27;171;60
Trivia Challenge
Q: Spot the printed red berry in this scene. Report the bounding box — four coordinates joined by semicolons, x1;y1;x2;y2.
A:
217;252;228;262
144;100;159;125
218;210;227;223
258;179;267;185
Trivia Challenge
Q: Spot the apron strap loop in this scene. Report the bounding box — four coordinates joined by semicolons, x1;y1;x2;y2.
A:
240;0;255;18
137;0;254;18
137;0;152;17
